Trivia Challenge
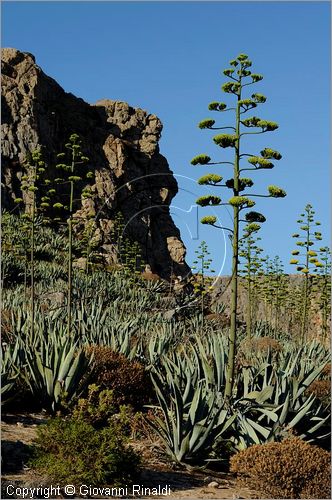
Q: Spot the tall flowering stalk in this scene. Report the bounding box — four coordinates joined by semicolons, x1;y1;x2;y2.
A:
16;150;51;335
239;223;263;338
312;246;331;342
261;255;288;335
191;240;215;328
191;54;286;398
290;204;322;342
54;134;90;334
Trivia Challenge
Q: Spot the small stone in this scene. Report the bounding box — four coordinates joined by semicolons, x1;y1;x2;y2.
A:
218;483;230;488
208;481;219;488
203;476;213;484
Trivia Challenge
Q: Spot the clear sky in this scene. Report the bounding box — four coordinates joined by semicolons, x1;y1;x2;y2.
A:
2;1;331;276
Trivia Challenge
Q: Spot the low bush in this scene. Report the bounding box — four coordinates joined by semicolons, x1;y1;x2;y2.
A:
72;384;135;435
305;379;331;408
321;363;331;378
72;384;117;428
85;346;152;409
240;336;282;355
237;336;282;366
230;437;331;499
30;417;140;486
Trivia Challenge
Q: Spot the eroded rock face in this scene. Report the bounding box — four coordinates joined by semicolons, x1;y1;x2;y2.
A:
1;48;191;280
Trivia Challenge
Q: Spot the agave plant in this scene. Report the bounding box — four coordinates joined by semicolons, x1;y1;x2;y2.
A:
1;339;24;405
24;333;91;413
149;355;235;464
188;334;228;393
230;345;330;449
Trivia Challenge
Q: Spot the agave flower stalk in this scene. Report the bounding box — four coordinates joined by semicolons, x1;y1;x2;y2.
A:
239;223;263;338
290;204;323;342
263;256;288;335
312;247;331;342
17;150;51;337
192;54;286;398
1;211;30;296
191;240;215;329
55;134;90;334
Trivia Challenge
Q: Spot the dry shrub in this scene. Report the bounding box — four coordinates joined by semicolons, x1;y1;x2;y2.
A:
85;346;152;410
305;379;331;407
237;336;283;367
1;309;13;342
230;437;331;499
139;271;161;281
205;313;229;328
241;336;282;354
321;363;331;378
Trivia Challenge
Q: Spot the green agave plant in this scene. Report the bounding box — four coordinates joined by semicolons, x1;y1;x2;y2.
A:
24;334;91;413
1;339;24;405
149;338;330;461
149;358;236;464
230;344;330;449
191;334;227;392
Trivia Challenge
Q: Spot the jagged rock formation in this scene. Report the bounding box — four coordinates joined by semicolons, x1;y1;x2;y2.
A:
1;48;191;280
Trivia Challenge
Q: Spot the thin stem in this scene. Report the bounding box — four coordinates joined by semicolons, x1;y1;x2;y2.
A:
208;126;236;131
240;130;267;136
300;213;311;343
247;246;252;339
67;150;75;336
30;164;37;339
227;75;239;82
207;161;235;166
242;81;258;87
240;167;269;172
212;225;234;233
224;74;241;400
246;194;270;198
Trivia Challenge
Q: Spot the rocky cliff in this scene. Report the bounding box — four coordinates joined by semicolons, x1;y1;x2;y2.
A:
1;48;190;280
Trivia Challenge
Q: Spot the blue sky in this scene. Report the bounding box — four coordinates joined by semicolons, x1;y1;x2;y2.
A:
2;1;331;275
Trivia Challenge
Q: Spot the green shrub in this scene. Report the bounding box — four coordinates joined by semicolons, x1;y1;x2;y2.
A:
85;346;152;409
30;417;140;486
230;437;331;499
72;384;126;429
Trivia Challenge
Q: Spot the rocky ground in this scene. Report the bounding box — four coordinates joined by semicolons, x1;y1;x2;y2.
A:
1;414;259;500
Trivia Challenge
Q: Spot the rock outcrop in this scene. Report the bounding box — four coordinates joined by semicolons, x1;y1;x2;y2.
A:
1;48;190;280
